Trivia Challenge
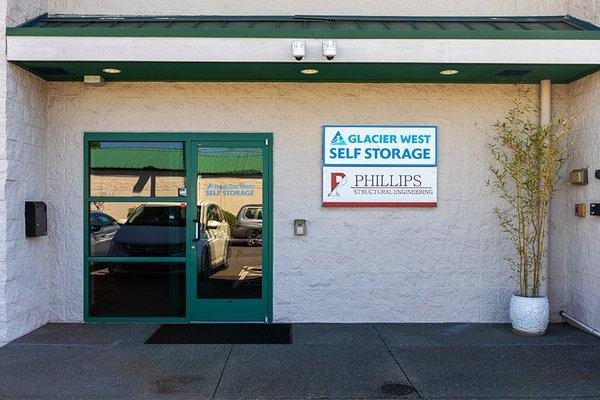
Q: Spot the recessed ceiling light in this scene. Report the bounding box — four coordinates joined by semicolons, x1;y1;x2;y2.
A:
102;68;122;74
440;69;459;76
301;69;319;75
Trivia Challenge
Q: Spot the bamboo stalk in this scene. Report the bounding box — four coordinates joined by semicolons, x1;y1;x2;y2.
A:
485;92;570;299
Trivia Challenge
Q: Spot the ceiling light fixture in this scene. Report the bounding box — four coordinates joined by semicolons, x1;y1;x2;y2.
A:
102;68;122;74
301;69;319;75
440;69;459;76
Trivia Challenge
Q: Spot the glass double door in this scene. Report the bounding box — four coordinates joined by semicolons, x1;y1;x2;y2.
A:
85;134;271;323
188;139;271;322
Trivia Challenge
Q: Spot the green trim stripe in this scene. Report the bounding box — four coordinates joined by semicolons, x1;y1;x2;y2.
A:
8;26;600;39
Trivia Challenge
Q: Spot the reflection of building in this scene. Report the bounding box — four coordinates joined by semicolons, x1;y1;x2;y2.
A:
197;151;262;216
199;178;262;217
91;146;262;220
90;146;185;198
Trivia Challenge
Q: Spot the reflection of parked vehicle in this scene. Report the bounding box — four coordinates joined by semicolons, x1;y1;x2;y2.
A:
232;204;262;246
107;202;230;276
90;211;120;256
197;202;231;277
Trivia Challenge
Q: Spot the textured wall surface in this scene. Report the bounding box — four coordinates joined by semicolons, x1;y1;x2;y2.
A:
0;0;8;345
570;0;600;26
559;0;600;334
6;0;45;26
2;66;49;343
46;0;572;17
46;82;568;323
550;73;600;332
0;0;48;346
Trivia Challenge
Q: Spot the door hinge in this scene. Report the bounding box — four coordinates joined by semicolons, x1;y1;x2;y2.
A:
265;139;269;146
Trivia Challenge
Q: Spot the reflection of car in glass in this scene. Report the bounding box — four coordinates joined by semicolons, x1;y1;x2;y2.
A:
232;204;262;246
107;202;230;276
89;211;120;256
197;202;231;278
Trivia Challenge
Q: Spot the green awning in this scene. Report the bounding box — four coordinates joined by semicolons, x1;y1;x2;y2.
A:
8;14;600;39
8;14;600;84
90;147;262;175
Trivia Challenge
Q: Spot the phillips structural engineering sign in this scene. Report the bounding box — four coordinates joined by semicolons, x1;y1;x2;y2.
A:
322;125;438;207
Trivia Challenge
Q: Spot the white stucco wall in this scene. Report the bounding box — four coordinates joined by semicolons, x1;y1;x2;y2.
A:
2;66;49;342
548;0;600;333
0;0;48;346
550;71;600;332
45;82;568;323
47;0;572;17
0;0;8;346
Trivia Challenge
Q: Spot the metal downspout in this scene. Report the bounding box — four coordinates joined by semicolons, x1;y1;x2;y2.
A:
540;79;551;298
560;311;600;338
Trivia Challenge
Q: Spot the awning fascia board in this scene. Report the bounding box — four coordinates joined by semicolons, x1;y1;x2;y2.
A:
8;36;600;65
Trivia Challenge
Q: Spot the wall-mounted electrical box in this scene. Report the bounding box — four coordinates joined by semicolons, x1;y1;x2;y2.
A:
569;168;588;185
575;203;587;217
294;219;307;236
25;201;47;237
591;203;600;216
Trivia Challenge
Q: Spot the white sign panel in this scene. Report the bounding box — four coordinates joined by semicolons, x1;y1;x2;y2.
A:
322;166;437;207
323;125;437;167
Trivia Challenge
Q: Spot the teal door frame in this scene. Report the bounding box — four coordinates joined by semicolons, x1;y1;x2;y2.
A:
188;135;272;322
83;132;273;323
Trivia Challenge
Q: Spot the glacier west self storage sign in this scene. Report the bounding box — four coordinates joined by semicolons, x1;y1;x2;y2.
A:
322;125;437;207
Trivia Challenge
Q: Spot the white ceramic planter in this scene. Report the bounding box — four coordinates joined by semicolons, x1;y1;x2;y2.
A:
509;294;550;336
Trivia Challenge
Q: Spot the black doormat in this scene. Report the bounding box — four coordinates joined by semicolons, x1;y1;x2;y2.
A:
145;323;292;344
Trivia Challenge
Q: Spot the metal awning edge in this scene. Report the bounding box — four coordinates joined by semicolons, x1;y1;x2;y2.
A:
7;13;600;40
8;26;600;40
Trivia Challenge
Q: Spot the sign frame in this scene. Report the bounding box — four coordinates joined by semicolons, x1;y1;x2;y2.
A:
322;166;437;208
322;125;438;167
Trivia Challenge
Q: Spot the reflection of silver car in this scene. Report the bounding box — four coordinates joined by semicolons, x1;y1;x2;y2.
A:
107;202;230;276
232;204;262;246
196;202;231;277
89;211;120;256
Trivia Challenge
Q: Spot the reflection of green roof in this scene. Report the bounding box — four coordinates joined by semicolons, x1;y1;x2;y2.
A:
90;148;262;175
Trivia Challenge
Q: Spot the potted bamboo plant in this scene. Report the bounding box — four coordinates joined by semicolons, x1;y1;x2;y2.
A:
486;93;570;336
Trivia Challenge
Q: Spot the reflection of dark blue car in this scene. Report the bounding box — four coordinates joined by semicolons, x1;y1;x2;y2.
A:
232;205;262;246
108;203;186;257
89;211;120;256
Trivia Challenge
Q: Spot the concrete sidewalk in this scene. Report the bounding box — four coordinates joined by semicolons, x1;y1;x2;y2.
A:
0;323;599;399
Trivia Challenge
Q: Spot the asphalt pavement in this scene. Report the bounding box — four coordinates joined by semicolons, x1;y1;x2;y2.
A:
0;322;599;399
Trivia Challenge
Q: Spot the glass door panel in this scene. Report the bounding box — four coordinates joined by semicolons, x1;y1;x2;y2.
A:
85;137;189;321
190;141;271;322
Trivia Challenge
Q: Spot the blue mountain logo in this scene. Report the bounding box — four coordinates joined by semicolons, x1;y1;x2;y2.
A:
331;131;347;146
